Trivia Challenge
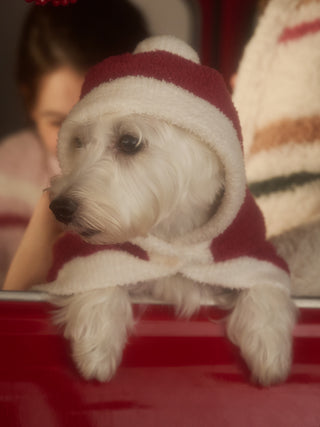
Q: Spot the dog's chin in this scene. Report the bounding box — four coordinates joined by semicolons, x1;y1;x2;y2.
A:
75;227;134;245
75;228;107;245
66;220;118;244
65;224;103;244
79;228;100;239
78;230;109;245
80;228;151;246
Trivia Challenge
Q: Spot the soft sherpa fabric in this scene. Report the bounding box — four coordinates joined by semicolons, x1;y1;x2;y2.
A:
233;0;320;238
0;130;59;286
44;190;290;295
36;36;291;296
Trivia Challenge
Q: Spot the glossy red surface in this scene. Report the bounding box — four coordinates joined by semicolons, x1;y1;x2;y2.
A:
0;301;320;427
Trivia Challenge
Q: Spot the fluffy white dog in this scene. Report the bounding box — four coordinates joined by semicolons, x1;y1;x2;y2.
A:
38;36;297;386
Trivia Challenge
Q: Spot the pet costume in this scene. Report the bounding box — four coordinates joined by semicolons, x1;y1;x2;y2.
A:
233;0;320;238
36;36;291;296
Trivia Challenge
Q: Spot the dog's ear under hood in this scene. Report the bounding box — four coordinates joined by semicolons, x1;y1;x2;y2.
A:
58;35;246;243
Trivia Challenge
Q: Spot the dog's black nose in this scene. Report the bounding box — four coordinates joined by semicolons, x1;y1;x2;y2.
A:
49;198;78;225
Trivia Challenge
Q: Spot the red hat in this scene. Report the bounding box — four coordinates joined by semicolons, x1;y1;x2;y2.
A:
59;36;247;239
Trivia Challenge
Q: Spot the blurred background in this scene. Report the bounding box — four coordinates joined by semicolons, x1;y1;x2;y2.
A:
0;0;256;140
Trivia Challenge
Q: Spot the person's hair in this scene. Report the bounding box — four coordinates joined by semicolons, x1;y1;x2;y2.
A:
17;0;149;113
257;0;271;17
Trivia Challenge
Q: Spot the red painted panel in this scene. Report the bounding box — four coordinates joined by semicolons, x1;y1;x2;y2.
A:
0;301;320;427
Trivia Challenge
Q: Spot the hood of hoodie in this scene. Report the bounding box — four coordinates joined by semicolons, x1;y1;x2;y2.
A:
36;36;290;296
57;35;246;247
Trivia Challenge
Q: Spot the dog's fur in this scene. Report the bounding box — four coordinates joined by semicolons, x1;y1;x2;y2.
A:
49;114;296;385
271;219;320;297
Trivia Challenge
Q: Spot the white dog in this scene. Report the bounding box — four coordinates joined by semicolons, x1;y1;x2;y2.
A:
38;36;297;386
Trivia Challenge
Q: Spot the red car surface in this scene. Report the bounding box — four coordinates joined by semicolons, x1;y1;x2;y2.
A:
1;292;320;426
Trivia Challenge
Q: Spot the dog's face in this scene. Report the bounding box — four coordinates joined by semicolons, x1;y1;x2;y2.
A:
50;114;224;244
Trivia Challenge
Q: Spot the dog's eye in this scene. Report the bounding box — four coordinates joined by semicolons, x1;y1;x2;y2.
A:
117;134;142;154
72;137;84;149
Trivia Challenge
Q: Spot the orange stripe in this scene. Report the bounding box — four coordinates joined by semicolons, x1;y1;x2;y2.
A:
296;0;320;9
250;116;320;156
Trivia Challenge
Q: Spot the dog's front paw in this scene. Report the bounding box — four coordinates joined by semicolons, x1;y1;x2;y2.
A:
71;323;126;382
227;285;297;386
52;287;133;382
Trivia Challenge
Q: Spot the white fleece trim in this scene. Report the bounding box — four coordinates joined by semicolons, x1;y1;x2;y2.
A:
232;0;299;158
35;247;290;296
133;234;213;264
255;183;320;237
35;248;182;295
134;35;200;64
59;76;246;243
183;257;291;294
246;141;320;182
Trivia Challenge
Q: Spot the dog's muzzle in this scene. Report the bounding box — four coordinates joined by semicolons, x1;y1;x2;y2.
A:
49;197;78;225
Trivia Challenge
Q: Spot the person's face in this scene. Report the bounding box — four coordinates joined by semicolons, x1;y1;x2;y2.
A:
31;67;85;156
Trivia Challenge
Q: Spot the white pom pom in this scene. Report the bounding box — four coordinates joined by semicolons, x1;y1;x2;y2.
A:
134;35;200;64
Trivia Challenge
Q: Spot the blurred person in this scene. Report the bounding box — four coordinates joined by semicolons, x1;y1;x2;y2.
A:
233;0;320;297
233;0;320;238
0;0;149;286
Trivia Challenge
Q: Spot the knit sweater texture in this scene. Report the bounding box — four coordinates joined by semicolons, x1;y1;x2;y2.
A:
233;0;320;237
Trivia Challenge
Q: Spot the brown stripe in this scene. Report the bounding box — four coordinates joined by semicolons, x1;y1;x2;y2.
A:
250;116;320;156
296;0;320;9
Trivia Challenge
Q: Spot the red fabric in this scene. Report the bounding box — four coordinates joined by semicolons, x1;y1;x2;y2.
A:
47;191;288;285
278;18;320;43
80;51;242;143
0;214;30;228
210;190;289;273
46;233;149;283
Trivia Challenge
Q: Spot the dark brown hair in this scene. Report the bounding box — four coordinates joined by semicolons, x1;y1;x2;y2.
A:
17;0;149;113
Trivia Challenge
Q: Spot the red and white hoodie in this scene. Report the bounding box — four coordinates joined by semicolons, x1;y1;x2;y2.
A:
36;36;291;296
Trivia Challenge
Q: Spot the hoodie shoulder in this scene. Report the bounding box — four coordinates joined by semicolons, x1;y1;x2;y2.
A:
210;189;289;273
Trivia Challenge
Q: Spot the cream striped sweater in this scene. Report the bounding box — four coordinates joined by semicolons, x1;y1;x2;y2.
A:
233;0;320;237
